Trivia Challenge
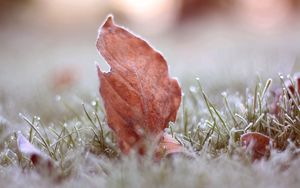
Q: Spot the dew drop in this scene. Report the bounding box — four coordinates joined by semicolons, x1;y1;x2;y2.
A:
55;95;61;101
189;86;197;93
91;101;97;106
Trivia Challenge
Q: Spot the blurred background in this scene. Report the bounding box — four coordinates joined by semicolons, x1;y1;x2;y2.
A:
1;0;300;120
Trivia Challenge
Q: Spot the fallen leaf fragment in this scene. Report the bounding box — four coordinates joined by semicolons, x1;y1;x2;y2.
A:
155;133;185;160
159;134;184;155
17;132;55;175
96;16;182;156
241;132;272;160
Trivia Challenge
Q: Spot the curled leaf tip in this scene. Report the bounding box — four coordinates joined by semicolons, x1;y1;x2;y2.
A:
102;15;114;28
96;64;102;77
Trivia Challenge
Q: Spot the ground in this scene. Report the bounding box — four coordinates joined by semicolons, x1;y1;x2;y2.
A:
1;15;300;188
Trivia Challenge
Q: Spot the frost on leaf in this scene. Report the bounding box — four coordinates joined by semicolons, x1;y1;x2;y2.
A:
17;132;55;175
96;16;182;155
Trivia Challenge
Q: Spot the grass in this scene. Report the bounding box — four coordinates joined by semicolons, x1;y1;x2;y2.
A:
0;74;300;188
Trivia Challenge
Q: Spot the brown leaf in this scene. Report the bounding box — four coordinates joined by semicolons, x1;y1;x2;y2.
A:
96;16;182;155
241;132;272;160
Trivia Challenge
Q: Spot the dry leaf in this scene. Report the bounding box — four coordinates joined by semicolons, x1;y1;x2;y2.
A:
241;132;272;160
96;16;182;155
17;132;55;175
